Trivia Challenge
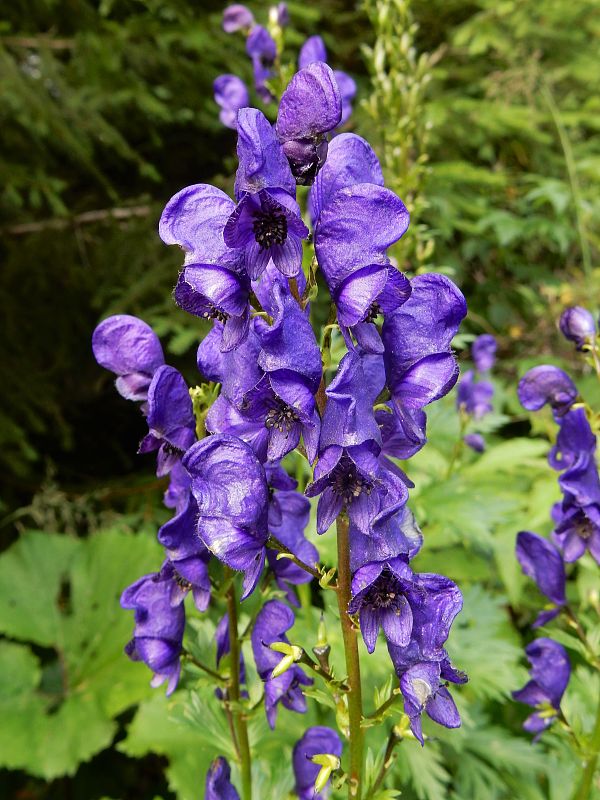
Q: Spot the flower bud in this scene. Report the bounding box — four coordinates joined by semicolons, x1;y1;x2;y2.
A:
559;306;596;349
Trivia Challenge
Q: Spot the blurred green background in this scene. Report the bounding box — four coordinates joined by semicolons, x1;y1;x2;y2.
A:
1;0;598;798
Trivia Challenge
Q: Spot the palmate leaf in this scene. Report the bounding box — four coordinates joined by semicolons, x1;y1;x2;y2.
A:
0;528;160;778
394;740;450;800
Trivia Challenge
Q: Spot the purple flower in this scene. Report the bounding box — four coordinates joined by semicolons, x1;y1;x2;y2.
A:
205;756;241;800
138;366;195;477
276;62;342;184
556;418;600;509
456;370;494;420
183;434;269;599
164;460;192;512
293;726;343;800
382;274;467;444
92;314;164;402
309;133;384;225
517;365;577;417
512;638;570;738
553;501;600;564
198;321;263;407
306;441;409;535
222;4;254;33
399;659;463;745
315;182;411;352
515;531;566;626
214;74;249;129
266;475;318;605
121;571;185;695
234;108;296;199
298;36;356;126
349;506;423;573
559;306;596;349
276;3;289;27
471;334;497;372
159;184;243;270
174;264;251;352
246;25;277;103
157;496;211;611
464;432;485;452
251;600;312;728
349;561;462;655
224;189;308;280
549;407;597;473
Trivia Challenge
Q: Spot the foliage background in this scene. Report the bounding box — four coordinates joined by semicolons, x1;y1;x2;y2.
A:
0;0;598;797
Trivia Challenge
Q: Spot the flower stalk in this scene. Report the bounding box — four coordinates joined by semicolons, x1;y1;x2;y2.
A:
336;514;364;798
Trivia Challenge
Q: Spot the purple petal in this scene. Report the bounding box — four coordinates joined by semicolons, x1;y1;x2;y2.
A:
276;62;342;142
426;686;461;729
518;365;577;416
515;531;566;605
234;108;295;199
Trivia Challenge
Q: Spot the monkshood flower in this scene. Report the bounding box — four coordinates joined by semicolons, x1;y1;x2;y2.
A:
559;306;596;350
183;434;269;599
306;443;409;535
222;4;254;33
399;659;464;745
382;273;467;448
92;314;164;402
309;132;384;224
265;468;318;605
512;638;571;739
246;25;277;103
298;35;356;125
518;365;577;417
349;505;423;574
214;74;249;129
138;365;195;477
275;3;289;27
157;496;211;611
549;407;596;473
225;111;308;280
306;353;409;534
121;570;185;695
515;531;566;626
463;432;486;453
164;460;191;513
233;107;296;199
197;321;262;407
251;600;312;728
553;500;600;564
174;264;251;351
456;370;494;420
159;183;244;269
293;726;343;800
349;561;463;655
205;756;240;800
471;333;497;372
314;181;411;353
276;62;342;185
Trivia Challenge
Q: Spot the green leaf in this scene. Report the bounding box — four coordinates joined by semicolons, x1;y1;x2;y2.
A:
0;529;161;778
394;740;450;800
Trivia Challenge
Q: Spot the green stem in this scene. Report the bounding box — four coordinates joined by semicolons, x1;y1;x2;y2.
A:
572;692;600;800
542;82;592;281
225;571;252;800
336;515;364;799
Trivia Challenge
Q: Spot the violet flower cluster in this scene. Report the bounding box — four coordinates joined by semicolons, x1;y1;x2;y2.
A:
456;333;496;453
93;43;469;798
215;4;356;139
510;307;600;736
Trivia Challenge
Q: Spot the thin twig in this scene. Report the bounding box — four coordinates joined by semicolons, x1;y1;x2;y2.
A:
4;205;152;235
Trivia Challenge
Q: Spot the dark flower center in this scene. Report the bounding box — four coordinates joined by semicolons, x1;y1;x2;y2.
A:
265;401;299;433
202;305;229;323
174;570;192;591
253;212;288;250
576;516;594;540
330;455;372;503
162;442;185;458
363;569;404;610
364;302;382;324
